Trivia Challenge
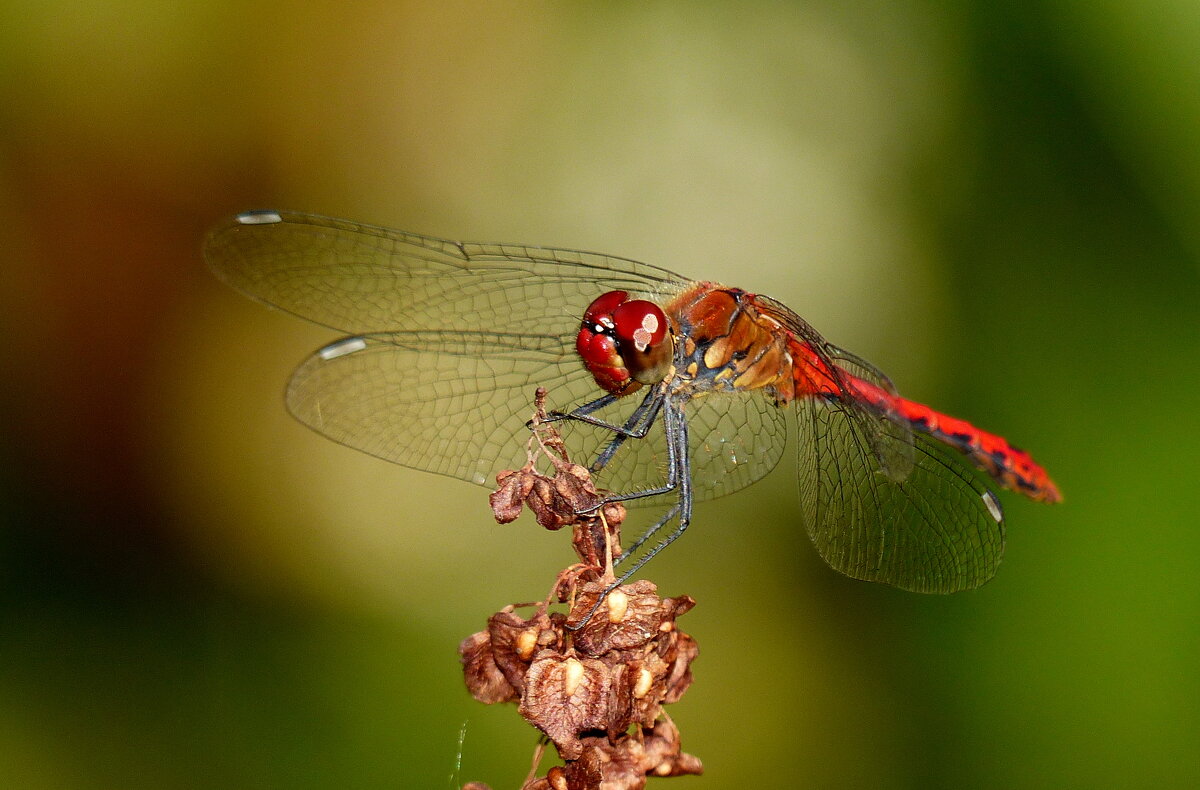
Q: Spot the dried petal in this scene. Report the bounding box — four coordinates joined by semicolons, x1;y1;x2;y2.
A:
620;651;670;728
565;737;641;790
639;720;704;778
458;631;517;704
519;654;610;760
662;594;696;620
556;725;702;789
486;609;552;694
661;632;699;705
603;663;634;736
550;461;601;513
490;467;536;524
528;476;574;530
570;581;668;655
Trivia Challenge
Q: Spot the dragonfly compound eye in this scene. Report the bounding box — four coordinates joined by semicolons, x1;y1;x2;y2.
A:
611;299;673;384
576;291;674;395
611;299;669;355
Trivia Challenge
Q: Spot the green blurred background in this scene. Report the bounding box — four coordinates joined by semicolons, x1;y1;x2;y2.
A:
2;1;1197;787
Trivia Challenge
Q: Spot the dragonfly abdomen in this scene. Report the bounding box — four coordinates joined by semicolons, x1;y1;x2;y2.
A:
845;376;1062;504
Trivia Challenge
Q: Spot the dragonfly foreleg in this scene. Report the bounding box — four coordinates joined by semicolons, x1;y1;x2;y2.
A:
576;393;683;512
544;383;666;441
540;391;618;423
589;387;666;473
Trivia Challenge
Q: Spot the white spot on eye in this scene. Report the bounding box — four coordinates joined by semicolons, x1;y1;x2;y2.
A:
318;337;368;360
236;210;283;225
641;313;659;333
982;490;1003;523
632;327;652;350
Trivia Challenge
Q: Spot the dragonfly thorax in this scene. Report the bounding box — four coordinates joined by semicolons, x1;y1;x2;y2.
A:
576;291;675;396
665;284;793;399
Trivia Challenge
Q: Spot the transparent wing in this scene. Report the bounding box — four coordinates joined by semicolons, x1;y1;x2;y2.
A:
794;393;1005;593
286;332;587;487
566;388;789;502
286;332;787;503
754;294;917;483
208;211;786;502
751;293;1003;591
824;345;915;483
204;211;690;340
685;391;788;500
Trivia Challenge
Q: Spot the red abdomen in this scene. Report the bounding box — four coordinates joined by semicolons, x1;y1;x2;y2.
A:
787;338;1062;504
851;377;1061;503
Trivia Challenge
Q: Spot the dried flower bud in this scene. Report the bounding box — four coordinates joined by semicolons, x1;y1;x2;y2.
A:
544;764;577;790
515;627;539;660
606;588;628;623
632;666;654;699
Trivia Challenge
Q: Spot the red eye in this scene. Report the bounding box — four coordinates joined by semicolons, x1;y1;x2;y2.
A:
611;299;668;353
582;290;629;325
576;291;673;394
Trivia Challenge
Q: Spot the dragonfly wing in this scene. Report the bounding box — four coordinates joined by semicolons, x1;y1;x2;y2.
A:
685;391;788;500
750;294;916;483
794;394;1005;593
823;344;898;393
287;331;598;487
286;332;787;505
564;389;788;503
824;345;916;484
205;211;689;339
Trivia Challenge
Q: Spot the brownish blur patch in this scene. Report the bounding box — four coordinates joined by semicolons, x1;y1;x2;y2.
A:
1;114;274;568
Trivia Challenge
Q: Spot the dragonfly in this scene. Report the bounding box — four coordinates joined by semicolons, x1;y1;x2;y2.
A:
206;210;1060;595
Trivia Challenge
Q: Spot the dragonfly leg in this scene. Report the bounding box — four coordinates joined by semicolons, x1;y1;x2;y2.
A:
544;383;665;441
537;385;676;512
614;502;680;564
612;402;692;570
577;390;680;510
539;392;618;423
589;388;666;473
567;401;693;630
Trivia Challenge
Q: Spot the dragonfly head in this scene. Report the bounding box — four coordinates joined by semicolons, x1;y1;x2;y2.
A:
576;290;675;395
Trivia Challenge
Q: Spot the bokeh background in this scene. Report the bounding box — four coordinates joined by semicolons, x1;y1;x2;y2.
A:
2;2;1197;787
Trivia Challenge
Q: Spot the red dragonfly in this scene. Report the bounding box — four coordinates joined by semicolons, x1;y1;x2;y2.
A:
206;211;1060;594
